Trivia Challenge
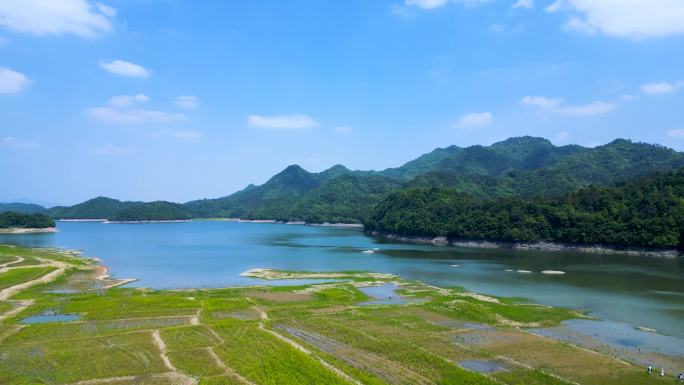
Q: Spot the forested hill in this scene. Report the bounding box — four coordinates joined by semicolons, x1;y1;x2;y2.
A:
37;137;684;223
365;168;684;249
184;137;684;222
0;212;55;229
0;203;47;215
47;197;191;221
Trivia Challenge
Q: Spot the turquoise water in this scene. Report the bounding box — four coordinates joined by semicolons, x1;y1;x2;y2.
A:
1;220;683;338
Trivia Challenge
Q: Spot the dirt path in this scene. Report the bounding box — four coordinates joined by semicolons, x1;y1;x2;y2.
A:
0;257;69;300
152;329;177;372
0;256;23;268
0;299;34;322
251;304;363;385
67;372;198;385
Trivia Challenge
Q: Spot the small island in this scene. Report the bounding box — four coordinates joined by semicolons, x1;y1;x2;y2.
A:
0;212;56;234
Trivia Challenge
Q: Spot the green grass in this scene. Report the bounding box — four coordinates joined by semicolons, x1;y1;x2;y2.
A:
0;245;673;385
0;266;57;291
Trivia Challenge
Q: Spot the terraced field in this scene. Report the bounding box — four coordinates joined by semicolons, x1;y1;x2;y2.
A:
0;245;680;385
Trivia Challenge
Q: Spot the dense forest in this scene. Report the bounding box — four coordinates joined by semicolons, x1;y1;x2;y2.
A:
365;169;684;248
110;201;191;221
0;212;55;229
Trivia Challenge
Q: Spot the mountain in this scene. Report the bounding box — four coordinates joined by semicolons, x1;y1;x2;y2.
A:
48;197;132;219
47;197;190;221
365;168;684;249
50;137;684;223
0;202;47;215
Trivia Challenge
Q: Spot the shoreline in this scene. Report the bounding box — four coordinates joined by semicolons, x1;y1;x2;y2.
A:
0;227;57;234
369;231;681;258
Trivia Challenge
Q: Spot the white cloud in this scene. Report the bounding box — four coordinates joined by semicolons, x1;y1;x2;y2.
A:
454;112;493;127
334;126;353;133
1;136;39;149
557;0;684;39
247;114;319;130
0;67;30;94
95;143;136;156
87;107;184;124
521;95;616;116
667;129;684;139
555;101;616;116
520;96;563;108
545;0;563;13
641;81;683;95
405;0;448;9
99;60;150;78
0;0;114;38
620;93;639;101
174;95;199;110
107;94;149;107
95;3;115;17
512;0;534;9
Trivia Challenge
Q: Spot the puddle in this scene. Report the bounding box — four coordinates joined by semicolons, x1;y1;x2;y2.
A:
358;283;409;306
45;289;79;294
528;319;684;358
21;310;81;324
459;360;507;373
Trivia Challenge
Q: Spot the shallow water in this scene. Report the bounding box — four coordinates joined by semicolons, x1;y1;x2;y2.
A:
529;319;684;358
458;360;507;373
358;283;408;306
21;311;80;324
1;220;683;338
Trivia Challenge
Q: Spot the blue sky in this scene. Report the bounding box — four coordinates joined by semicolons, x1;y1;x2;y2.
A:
1;0;683;205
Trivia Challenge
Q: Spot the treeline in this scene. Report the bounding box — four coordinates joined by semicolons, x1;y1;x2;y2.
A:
365;169;684;248
0;212;55;229
111;202;191;221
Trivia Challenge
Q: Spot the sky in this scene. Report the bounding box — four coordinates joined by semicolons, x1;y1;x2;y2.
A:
1;0;683;205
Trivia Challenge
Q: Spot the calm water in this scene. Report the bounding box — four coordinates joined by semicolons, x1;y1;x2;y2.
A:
1;221;683;338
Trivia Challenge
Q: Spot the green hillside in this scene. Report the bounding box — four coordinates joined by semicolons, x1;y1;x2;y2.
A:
365;168;684;248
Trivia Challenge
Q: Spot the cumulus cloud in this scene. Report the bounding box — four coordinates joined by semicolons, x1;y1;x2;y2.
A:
512;0;534;9
520;96;563;108
173;95;199;110
99;60;150;78
545;0;563;13
405;0;448;9
0;67;30;94
107;94;149;107
641;81;684;95
667;129;684;139
0;0;115;38
87;107;184;124
454;112;493;128
95;143;136;156
554;0;684;39
247;114;319;130
521;95;616;116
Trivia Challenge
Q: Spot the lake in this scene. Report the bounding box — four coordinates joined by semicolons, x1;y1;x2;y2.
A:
1;220;683;339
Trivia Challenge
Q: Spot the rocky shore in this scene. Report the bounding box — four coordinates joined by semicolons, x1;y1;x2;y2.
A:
369;231;681;258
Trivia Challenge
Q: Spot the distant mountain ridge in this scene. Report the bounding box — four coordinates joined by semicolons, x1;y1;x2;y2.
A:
9;137;681;223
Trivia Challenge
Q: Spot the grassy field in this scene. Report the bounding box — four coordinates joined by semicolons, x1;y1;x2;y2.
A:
0;246;680;385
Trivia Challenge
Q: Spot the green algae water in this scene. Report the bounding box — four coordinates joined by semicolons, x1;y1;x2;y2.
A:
1;220;682;338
